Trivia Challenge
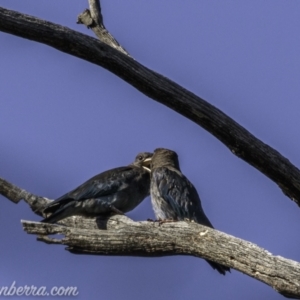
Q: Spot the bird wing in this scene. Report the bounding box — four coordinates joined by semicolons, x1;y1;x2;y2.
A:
44;166;137;213
154;167;213;227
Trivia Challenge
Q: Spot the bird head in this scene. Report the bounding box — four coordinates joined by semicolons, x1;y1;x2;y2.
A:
151;148;180;170
133;152;153;172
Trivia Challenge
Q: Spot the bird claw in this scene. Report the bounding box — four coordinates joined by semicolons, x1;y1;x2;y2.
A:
147;218;176;225
158;219;176;225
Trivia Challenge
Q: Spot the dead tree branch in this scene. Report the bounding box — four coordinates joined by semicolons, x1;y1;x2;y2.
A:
21;216;300;299
0;177;299;298
77;0;130;56
0;177;50;216
0;7;299;206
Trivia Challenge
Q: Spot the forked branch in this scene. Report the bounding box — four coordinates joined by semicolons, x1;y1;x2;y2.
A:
77;0;130;56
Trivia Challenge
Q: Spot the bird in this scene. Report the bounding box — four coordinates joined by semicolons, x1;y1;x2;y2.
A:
149;148;230;275
41;152;152;223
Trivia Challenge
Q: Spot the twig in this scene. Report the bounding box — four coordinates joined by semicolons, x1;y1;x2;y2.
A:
88;0;102;25
77;0;130;56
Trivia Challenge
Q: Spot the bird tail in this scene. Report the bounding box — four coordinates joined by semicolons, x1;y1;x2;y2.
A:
207;260;230;275
41;213;65;224
41;201;78;223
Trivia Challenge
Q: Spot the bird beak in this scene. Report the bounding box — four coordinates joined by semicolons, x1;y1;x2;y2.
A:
142;157;152;172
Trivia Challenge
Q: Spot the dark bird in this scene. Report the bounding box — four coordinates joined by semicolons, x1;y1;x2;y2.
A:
41;152;152;223
150;148;230;275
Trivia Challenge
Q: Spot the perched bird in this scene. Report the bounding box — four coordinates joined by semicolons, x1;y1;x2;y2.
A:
150;148;230;275
41;152;152;223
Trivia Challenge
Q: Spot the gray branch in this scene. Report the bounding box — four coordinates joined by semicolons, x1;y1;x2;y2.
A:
88;0;102;25
0;176;299;298
77;0;130;56
0;7;299;206
0;177;50;216
22;216;300;299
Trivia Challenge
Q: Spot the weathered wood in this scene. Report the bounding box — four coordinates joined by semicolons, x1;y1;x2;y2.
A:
2;176;300;298
22;215;300;299
1;7;300;206
88;0;102;26
77;0;130;56
0;177;50;216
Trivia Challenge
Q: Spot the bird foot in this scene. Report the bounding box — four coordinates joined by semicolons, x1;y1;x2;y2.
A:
147;218;176;225
158;218;176;225
147;218;155;222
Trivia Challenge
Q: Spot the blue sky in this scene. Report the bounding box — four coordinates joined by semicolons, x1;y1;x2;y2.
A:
1;1;300;299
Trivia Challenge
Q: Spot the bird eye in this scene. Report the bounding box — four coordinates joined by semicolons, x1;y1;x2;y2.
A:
138;155;143;160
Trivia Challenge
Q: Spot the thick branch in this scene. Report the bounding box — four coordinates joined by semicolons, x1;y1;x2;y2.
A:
1;7;300;206
77;0;130;56
1;173;300;298
22;215;300;299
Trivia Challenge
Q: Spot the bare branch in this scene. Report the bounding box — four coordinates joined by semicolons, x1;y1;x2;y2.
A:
22;215;300;299
0;177;50;216
88;0;102;25
77;1;130;56
1;176;300;298
0;7;300;207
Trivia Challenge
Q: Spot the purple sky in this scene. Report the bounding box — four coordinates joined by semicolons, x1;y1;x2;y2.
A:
1;1;300;299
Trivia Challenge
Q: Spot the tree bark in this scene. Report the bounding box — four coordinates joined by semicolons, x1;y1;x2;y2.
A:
0;176;299;298
0;177;50;215
22;216;300;299
1;7;300;207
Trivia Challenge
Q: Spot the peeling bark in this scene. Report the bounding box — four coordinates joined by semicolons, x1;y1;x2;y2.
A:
22;216;300;299
1;176;300;298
